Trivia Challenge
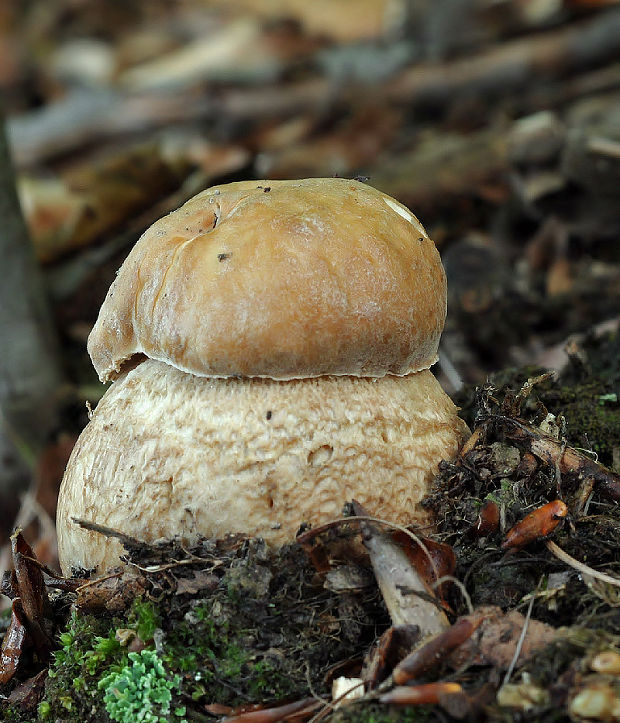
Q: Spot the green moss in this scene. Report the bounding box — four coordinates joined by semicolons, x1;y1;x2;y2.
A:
36;598;172;722
163;598;298;705
42;610;126;720
130;599;161;643
5;543;384;721
548;384;620;466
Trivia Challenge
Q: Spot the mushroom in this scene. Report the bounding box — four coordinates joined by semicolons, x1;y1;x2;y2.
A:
57;178;469;574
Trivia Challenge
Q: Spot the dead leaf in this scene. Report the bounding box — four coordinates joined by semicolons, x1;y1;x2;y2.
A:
7;668;47;710
0;599;28;684
352;501;449;638
76;568;148;613
11;531;53;656
175;570;219;596
363;624;420;689
390;531;456;604
448;605;558;670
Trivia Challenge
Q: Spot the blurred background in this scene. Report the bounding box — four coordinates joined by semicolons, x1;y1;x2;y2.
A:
1;0;619;577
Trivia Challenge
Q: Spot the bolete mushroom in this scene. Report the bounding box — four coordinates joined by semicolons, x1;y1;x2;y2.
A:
57;178;469;574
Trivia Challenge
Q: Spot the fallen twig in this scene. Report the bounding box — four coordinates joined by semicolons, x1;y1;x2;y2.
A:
71;518;145;547
502;581;538;686
492;416;620;503
545;540;620;588
73;571;123;593
387;615;484;687
222;696;321;722
379;681;463;706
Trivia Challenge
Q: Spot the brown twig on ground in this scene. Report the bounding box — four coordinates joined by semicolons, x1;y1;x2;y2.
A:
387;9;620;110
221;696;322;722
388;615;484;687
379;682;463;706
545;540;620;588
492;415;620;503
71;517;145;547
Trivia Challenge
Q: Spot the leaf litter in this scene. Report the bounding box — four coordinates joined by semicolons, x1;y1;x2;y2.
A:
0;341;618;721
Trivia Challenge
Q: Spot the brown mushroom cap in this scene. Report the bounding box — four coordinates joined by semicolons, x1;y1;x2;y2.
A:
88;178;446;382
57;360;468;573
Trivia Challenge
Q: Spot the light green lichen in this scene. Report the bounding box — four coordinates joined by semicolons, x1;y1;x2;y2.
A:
98;649;185;723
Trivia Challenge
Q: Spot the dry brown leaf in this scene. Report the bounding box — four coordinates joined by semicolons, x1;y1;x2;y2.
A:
6;669;47;711
76;568;149;613
20;144;192;263
11;532;53;656
0;600;28;684
448;605;558;670
175;570;219;596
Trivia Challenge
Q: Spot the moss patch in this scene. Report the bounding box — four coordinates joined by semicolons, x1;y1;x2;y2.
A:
5;540;387;722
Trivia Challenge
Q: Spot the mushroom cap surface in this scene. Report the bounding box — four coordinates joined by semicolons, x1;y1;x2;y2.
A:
57;359;469;574
88;178;446;382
